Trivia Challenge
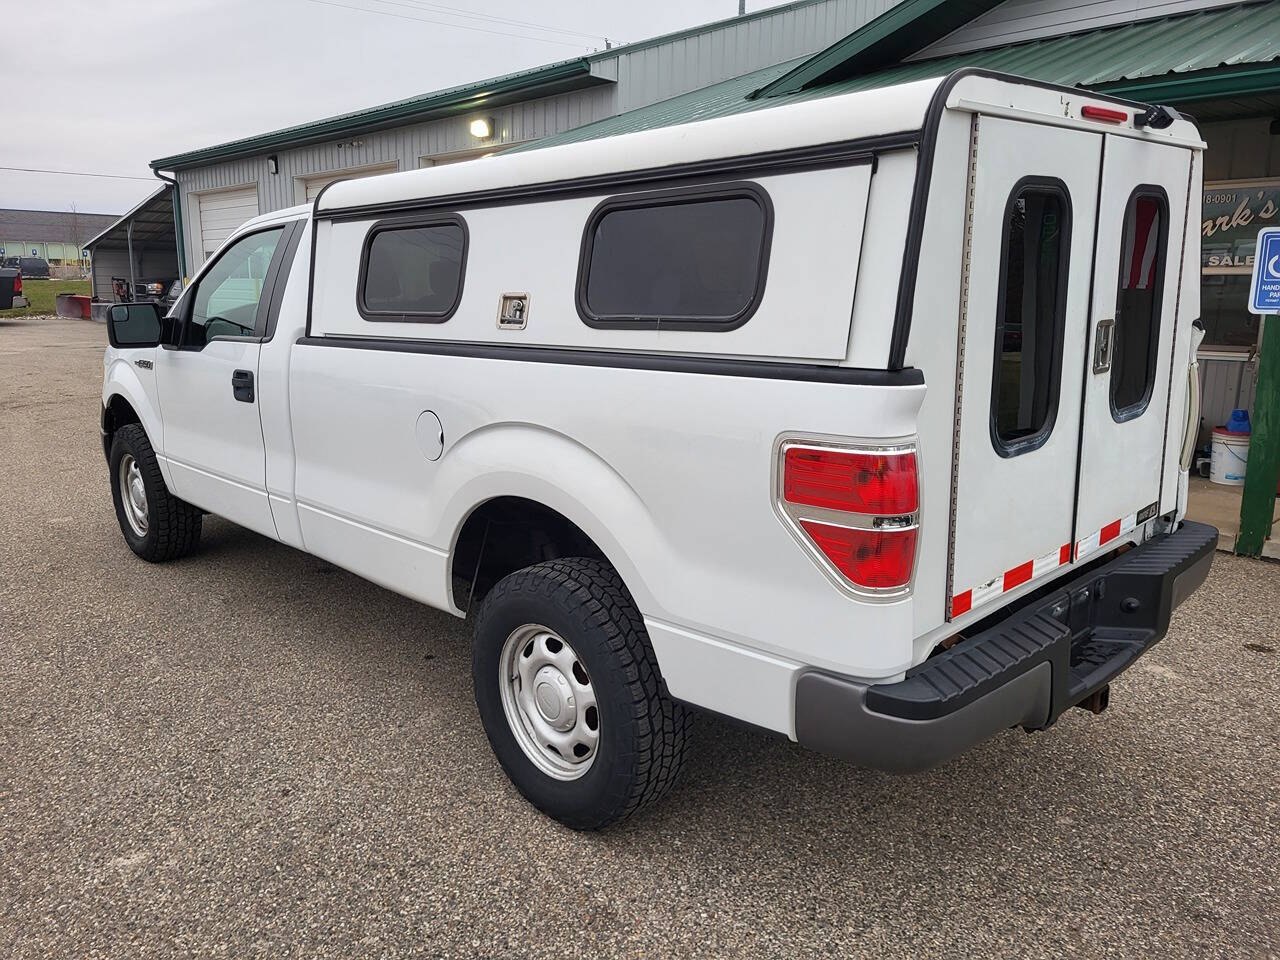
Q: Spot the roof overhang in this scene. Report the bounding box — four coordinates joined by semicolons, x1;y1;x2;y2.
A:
152;59;611;171
84;186;175;251
749;0;1004;99
1095;62;1280;105
750;0;1280;112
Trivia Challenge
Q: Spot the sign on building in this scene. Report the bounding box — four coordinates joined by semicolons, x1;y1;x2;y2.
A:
1249;227;1280;315
1203;181;1280;270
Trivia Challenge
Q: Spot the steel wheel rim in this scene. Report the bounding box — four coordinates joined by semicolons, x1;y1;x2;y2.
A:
499;623;599;781
119;453;149;537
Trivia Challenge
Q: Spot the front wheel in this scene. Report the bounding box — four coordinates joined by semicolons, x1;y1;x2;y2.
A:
109;423;202;562
472;558;692;830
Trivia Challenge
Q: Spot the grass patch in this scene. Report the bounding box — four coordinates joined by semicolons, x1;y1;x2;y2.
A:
0;278;91;318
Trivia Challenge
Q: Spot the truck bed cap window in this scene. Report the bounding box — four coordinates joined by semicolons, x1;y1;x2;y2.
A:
990;179;1071;456
359;216;467;323
1110;188;1168;419
577;183;772;330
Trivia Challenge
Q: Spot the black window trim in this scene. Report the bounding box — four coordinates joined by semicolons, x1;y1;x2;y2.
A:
167;221;295;351
356;212;469;324
1109;183;1170;423
575;181;774;332
988;175;1074;459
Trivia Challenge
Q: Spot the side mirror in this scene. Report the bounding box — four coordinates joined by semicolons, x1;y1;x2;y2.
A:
107;302;162;349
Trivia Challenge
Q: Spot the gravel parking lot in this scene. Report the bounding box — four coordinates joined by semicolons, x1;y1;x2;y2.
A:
2;316;1278;959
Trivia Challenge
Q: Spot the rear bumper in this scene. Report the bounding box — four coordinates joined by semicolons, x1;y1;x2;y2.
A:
794;520;1217;772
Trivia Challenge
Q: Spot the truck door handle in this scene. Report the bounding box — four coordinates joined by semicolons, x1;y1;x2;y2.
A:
232;369;255;403
1092;318;1115;374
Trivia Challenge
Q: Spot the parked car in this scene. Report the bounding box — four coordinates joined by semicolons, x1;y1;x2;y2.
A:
0;268;28;310
99;70;1215;830
18;256;49;278
2;256;20;270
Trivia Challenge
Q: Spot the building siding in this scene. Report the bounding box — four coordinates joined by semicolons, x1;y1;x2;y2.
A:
173;0;899;270
916;0;1241;58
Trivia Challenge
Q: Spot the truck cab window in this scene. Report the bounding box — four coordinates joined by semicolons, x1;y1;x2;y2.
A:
1110;189;1168;418
990;181;1071;456
188;227;284;345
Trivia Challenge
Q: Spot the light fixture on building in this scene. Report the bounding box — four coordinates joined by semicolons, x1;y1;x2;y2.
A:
267;155;279;175
469;117;493;139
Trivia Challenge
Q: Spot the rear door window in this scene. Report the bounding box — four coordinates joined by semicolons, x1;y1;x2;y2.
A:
1110;188;1168;418
577;184;772;329
990;180;1072;455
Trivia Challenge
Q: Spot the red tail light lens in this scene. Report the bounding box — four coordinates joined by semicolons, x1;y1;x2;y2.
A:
784;447;918;515
13;275;21;294
1081;104;1128;125
798;520;917;589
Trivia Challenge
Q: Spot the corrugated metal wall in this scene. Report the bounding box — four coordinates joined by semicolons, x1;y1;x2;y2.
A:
174;0;900;270
608;0;899;112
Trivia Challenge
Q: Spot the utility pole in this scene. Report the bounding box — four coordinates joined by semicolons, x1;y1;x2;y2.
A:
70;202;79;271
739;0;746;14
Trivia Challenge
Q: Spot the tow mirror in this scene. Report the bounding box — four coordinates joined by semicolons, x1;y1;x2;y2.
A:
107;302;162;349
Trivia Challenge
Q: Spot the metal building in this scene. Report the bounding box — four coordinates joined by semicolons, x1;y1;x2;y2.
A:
150;0;899;274
0;208;116;267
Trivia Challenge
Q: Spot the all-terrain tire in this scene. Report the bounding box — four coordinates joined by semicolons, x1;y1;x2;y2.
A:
109;423;202;562
472;557;692;830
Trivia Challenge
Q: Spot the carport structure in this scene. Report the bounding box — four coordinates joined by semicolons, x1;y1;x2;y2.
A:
83;186;180;306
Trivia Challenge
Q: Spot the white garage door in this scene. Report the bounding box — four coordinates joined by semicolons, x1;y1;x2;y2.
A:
198;186;259;263
303;163;398;202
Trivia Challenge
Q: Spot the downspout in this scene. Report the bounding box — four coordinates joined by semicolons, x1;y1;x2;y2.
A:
126;219;136;298
153;169;187;281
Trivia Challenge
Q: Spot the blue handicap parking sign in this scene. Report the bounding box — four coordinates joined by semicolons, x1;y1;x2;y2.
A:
1250;227;1280;314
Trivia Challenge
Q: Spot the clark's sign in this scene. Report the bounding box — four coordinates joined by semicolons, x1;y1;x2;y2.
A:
1203;182;1280;269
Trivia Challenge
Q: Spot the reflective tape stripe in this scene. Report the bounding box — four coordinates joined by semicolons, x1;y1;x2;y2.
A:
1077;510;1141;561
949;541;1071;620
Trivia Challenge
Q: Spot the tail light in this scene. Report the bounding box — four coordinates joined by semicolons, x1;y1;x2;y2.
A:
784;447;918;514
777;441;919;596
12;275;21;295
1081;104;1129;125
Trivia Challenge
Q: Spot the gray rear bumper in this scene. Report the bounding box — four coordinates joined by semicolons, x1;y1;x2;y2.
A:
795;520;1217;773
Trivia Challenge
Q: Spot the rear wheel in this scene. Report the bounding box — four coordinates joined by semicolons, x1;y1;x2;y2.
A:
472;558;691;829
109;423;202;562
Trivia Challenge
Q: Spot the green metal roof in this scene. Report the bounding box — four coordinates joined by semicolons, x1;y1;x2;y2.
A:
522;1;1280;152
807;0;1280;104
151;0;843;172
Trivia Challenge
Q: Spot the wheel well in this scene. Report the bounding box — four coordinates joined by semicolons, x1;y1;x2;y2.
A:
102;394;141;457
451;497;606;612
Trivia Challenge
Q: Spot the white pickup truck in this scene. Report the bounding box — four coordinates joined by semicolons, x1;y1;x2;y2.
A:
102;70;1215;829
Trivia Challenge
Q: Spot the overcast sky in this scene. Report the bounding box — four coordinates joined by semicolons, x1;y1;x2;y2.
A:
2;0;789;215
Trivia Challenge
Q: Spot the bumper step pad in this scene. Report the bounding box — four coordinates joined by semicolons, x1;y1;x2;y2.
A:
865;520;1218;728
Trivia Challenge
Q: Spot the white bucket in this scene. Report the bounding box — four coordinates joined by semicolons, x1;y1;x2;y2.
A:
1210;428;1250;486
